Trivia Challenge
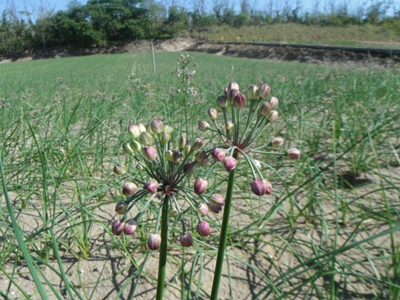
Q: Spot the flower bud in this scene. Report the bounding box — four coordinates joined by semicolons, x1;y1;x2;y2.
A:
112;220;125;236
247;84;259;100
268;110;279;122
138;123;146;133
123;182;138;196
198;203;209;216
142;146;157;161
113;164;127;176
287;148;301;160
228;89;240;103
164;124;173;134
210;193;225;206
258;102;271;116
228;82;239;94
197;220;211;237
180;233;193;247
251;179;266;196
139;131;153;146
212;148;226;162
254;159;262;170
191;137;203;150
122;143;134;155
225;121;234;131
208;108;218;120
271;137;284;148
233;93;247;109
130;141;142;152
194;178;208;195
258;83;271;99
263;179;273;194
171;150;183;163
136;163;143;171
161;133;171;143
184;161;196;175
165;150;173;162
178;137;187;150
198;120;210;132
145;123;154;134
151;118;164;134
269;96;279;109
208;203;223;214
115;200;128;215
223;156;237;172
183;145;192;156
128;124;140;139
195;150;207;163
148;233;161;250
216;95;227;108
144;179;158;194
124;219;138;235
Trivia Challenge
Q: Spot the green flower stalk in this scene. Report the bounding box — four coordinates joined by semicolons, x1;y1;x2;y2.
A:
202;82;301;300
112;118;225;299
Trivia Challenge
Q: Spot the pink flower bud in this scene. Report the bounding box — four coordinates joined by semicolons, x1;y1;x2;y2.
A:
208;108;218;120
212;148;226;162
115;200;128;215
269;96;279;109
258;83;271;99
258;102;271;116
251;179;266;196
233;93;247;109
142;146;157;161
194;178;208;195
151;118;164;134
223;156;237;172
197;221;211;237
128;124;140;139
198;203;209;216
112;220;125;236
247;84;259;100
208;203;223;214
268;110;279;122
210;194;225;206
228;89;240;103
124;219;138;235
216;95;227;108
271;137;284;148
263;179;273;194
184;161;197;175
228;82;239;94
113;164;127;176
180;233;193;247
123;182;138;196
198;120;210;131
139;131;153;146
144;179;158;194
148;233;161;250
287;148;301;160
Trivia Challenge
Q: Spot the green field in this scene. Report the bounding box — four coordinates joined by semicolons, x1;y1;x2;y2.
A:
1;52;399;299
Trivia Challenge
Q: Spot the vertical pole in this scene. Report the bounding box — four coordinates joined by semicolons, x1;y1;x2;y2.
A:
151;39;156;73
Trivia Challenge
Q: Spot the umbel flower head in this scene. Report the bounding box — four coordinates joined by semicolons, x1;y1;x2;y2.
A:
198;82;301;196
112;118;225;249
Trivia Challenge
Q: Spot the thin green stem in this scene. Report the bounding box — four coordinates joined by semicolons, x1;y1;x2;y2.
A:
210;152;237;300
156;194;170;300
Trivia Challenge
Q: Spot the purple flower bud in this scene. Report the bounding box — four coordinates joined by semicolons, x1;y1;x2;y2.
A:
258;102;271;116
251;179;266;196
113;164;127;176
233;93;247;109
124;219;138;235
115;200;128;215
122;143;134;155
144;179;158;194
258;83;271;99
269;96;279;109
247;84;259;100
216;95;227;108
139;131;154;146
123;182;138;196
228;89;240;104
151;118;164;134
184;161;196;175
178;136;187;150
142;146;157;161
212;148;226;162
194;178;208;195
263;179;273;195
112;220;125;236
225;121;234;131
208;108;218;120
198;203;209;216
180;233;193;247
197;221;211;237
268;110;279;122
223;156;237;172
287;148;301;160
228;82;239;94
208;203;223;214
148;233;161;250
128;124;140;139
191;137;203;150
198;120;210;131
271;137;284;148
210;193;225;206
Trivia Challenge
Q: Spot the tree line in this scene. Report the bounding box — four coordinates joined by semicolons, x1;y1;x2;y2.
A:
1;0;399;58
